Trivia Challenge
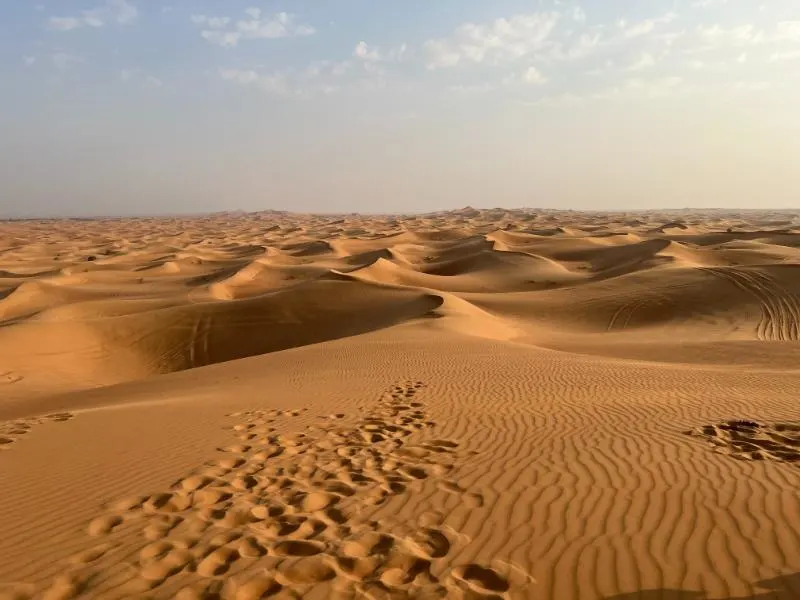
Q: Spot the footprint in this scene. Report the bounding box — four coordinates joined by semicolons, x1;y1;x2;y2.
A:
272;540;326;557
0;372;23;385
196;546;239;577
139;548;192;584
45;413;74;423
464;492;484;508
0;583;37;600
438;480;465;495
175;580;226;600
177;475;213;492
87;515;123;536
404;528;451;560
300;491;338;512
68;542;115;565
218;444;251;454
139;541;173;562
236;536;266;558
229;575;282;600
450;564;510;594
276;556;337;586
334;556;384;582
41;573;88;600
381;553;433;586
340;532;395;559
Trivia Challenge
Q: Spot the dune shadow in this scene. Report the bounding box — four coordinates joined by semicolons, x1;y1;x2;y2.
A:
603;572;800;599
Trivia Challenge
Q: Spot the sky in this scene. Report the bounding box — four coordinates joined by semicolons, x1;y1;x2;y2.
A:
1;0;799;217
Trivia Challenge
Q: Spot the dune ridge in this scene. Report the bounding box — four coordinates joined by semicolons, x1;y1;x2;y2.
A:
1;208;799;599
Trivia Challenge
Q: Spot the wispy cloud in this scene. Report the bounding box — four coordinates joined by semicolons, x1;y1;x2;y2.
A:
523;66;548;84
620;13;677;38
691;0;729;8
354;41;381;62
592;76;687;100
190;15;230;30
769;49;800;62
48;0;137;31
50;52;84;69
220;66;343;97
627;53;656;71
424;13;560;68
193;10;314;47
119;68;163;87
352;41;408;77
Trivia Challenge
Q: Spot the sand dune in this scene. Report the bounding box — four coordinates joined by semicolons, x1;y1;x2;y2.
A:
1;208;799;599
0;280;442;396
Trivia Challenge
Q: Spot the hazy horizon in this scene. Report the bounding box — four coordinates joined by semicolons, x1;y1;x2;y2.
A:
2;0;799;218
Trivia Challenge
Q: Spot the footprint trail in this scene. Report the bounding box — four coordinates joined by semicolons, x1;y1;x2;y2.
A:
5;382;531;599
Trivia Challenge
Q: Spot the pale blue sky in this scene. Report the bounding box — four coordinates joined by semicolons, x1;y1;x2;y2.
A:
1;0;799;216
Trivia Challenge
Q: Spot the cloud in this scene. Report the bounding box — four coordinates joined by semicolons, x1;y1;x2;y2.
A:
424;12;560;68
548;32;602;60
500;65;549;87
593;76;686;100
220;47;396;97
352;42;408;65
774;21;800;42
622;13;677;38
50;52;83;69
23;56;36;66
48;0;137;31
698;23;762;45
450;82;497;94
354;41;380;62
679;20;800;56
49;18;85;31
220;66;350;97
520;93;584;108
220;69;291;94
769;49;800;61
627;53;656;71
731;80;770;92
304;60;351;78
190;15;230;29
692;0;729;7
523;66;548;84
193;10;314;47
120;68;163;87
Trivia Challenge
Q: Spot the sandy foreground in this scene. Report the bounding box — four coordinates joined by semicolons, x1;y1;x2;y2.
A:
0;208;798;599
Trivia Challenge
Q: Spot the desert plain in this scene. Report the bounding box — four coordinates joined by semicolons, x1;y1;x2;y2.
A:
0;207;799;599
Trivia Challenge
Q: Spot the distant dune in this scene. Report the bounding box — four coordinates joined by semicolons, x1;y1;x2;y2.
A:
1;208;799;599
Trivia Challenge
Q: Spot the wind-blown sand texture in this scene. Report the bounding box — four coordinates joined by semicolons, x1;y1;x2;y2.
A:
1;208;799;599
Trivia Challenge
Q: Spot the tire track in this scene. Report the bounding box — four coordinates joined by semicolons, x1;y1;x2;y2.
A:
704;267;800;341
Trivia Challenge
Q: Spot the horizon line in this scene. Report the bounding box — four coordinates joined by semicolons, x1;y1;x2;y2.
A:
2;206;800;221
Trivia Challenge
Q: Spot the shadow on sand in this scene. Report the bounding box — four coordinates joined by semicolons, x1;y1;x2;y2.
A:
604;572;800;599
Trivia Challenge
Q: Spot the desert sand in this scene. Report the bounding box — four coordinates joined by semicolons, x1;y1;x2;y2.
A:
0;207;799;599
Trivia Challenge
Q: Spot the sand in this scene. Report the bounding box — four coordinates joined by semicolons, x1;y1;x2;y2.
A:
0;207;799;599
